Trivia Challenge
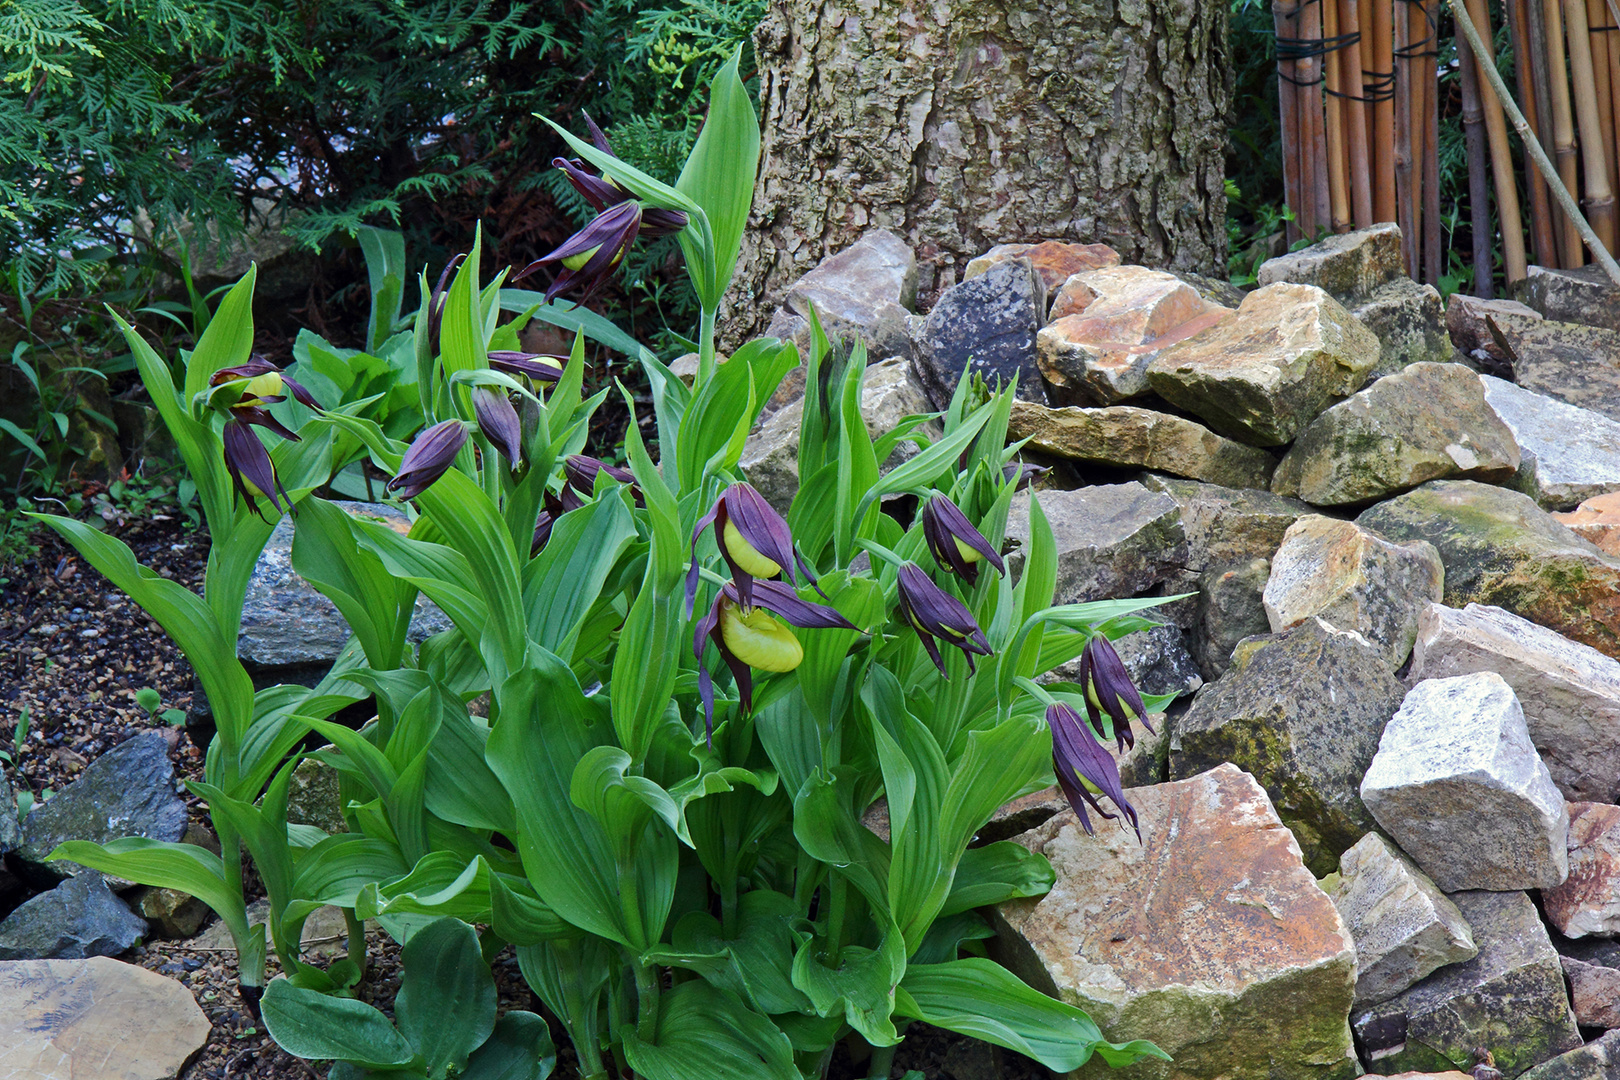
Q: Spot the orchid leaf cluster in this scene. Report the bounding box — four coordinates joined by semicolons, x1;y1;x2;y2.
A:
30;45;1177;1080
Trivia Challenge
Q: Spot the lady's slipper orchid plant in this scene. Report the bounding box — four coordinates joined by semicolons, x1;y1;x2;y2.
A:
895;561;993;675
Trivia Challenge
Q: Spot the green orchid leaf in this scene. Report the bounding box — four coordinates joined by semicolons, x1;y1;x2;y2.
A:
622;981;798;1080
395;917;498;1078
790;926;906;1048
674;44;760;311
262;978;416;1068
939;841;1055;916
459;1012;556;1080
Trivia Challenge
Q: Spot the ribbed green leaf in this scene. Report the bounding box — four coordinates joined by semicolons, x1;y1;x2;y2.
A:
396;917;497;1078
674;45;760;311
262;979;415;1067
622;981;798;1080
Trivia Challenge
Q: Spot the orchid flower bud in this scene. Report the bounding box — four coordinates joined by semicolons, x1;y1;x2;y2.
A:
1077;635;1153;752
895;563;993;677
921;496;1006;584
473;388;523;465
387;420;468;500
1047;702;1140;839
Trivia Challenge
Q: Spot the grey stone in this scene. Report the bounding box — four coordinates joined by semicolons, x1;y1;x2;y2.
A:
0;770;20;855
1353;890;1582;1077
1272;362;1520;506
1519;1030;1620;1080
287;757;346;836
1477;375;1620;511
1518;262;1620;334
18;732;187;878
241;500;452;675
1007;401;1275;488
1558;957;1620;1029
1194;557;1272;680
1257;222;1406;299
1410;602;1620;805
1136;474;1312;572
1005;484;1187;604
1484;311;1620;424
1327;832;1478;1007
136;887;211;939
1263;515;1444;669
1543;802;1620;939
1360;673;1569;892
1446;294;1542;368
0;873;146;960
1169;617;1404;875
1350;277;1451;377
964;240;1120;301
912;259;1044;408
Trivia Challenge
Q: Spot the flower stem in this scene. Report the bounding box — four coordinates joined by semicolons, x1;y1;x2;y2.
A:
697;304;718;384
865;1043;897;1080
633;961;662;1043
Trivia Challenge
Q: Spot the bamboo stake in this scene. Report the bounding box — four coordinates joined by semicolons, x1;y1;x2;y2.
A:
1301;0;1333;235
1341;0;1376;226
1326;0;1354;231
1451;0;1620;283
1370;0;1398;221
1590;0;1620;204
1529;0;1567;264
1457;10;1499;295
1608;0;1620;218
1421;0;1442;282
1275;0;1306;245
1547;0;1585;263
1395;2;1418;270
1511;0;1561;265
1468;0;1530;282
1565;0;1618;252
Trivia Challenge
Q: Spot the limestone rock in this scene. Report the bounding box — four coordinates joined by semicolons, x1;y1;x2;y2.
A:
1005;484;1186;604
1194;557;1272;680
0;769;20;855
1353;890;1582;1077
964;240;1120;299
1554;491;1620;556
1327;833;1477;1007
992;763;1359;1080
286;757;346;836
1146;282;1380;446
18;732;187;878
1349;277;1451;377
0;873;147;960
1543;802;1620;938
1257;222;1406;298
136;887;211;939
1272;362;1519;506
1409;602;1620;804
1447;294;1542;367
1169;617;1404;874
913;259;1044;408
0;956;210;1080
1477;375;1620;511
1485;311;1620;424
1558;957;1620;1028
1519;1030;1620;1080
1035;265;1227;405
1357;480;1620;660
1263;516;1442;669
1007;401;1275;488
241;500;452;676
1136;474;1312;571
1360;673;1569;892
1518;263;1620;334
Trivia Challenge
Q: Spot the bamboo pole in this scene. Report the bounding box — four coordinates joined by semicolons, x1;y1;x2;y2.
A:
1301;0;1333;235
1457;11;1499;295
1325;0;1354;231
1565;0;1618;252
1341;0;1376;226
1547;0;1585;263
1530;0;1567;263
1275;0;1306;245
1608;0;1620;218
1370;0;1398;221
1590;0;1620;207
1451;0;1620;283
1395;2;1418;270
1510;0;1561;266
1468;0;1530;283
1421;0;1442;282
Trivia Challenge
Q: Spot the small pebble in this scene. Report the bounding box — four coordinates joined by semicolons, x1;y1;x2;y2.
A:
80;628;99;638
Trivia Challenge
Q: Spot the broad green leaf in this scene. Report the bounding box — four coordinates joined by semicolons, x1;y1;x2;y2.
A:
674;45;761;312
349;517;490;648
262;979;415;1067
415;469;526;679
292;498;414;670
568;746;679;948
514;938;614;1079
940;842;1054;916
424;710;514;834
357;226;407;353
460;1013;556;1080
791;927;906;1047
522;493;635;661
668;890;810;1016
488;871;570;945
396;917;498;1078
46;839;242;937
833;345;880;565
792;766;889;917
184;267;256;408
622;981;798;1080
289;835;409;910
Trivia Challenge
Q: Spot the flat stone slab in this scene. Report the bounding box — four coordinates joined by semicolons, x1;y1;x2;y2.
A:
0;956;210;1080
1554;491;1620;555
1349;277;1450;377
1409;602;1620;804
1361;673;1569;892
1559;956;1620;1029
1447;294;1542;369
1258;222;1405;298
767;228;918;373
1484;311;1620;424
1137;474;1312;572
1005;483;1187;603
993;763;1359;1080
1519;1029;1620;1080
1518;262;1620;334
1008;401;1275;488
1543;802;1620;938
1478;375;1620;511
1353;890;1582;1078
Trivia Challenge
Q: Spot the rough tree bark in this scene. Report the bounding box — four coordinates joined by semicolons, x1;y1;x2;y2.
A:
728;0;1231;338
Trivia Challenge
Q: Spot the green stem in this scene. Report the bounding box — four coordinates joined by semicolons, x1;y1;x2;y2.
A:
633;962;662;1043
823;874;848;963
865;1042;897;1080
720;875;740;939
696;304;718;384
344;908;367;979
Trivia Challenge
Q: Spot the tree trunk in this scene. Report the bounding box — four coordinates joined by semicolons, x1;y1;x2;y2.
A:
730;0;1231;338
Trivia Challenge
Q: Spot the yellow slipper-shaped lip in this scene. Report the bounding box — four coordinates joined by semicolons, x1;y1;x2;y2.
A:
720;600;803;673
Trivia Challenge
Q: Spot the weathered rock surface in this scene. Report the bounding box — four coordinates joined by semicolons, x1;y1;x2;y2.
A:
1361;673;1569;892
1518;263;1620;334
1169;618;1404;875
1357;480;1620;660
1137;474;1312;572
1146;283;1380;446
1049;621;1202;701
1519;1030;1620;1080
1349;277;1451;377
0;956;210;1080
762;228;918;379
1194;557;1272;680
1559;956;1620;1028
1272;362;1519;506
286;756;346;835
136;887;211;939
1542;802;1620;939
1257;223;1406;298
1447;294;1542;368
1008;401;1275;488
964;240;1119;299
1554;491;1620;556
1353;890;1582;1077
1485;311;1620;423
1263;516;1443;669
1006;484;1187;604
0;769;20;855
1478;375;1620;511
0;873;146;961
912;259;1044;407
1409;602;1620;804
993;763;1359;1080
1327;832;1477;1007
18;732;187;877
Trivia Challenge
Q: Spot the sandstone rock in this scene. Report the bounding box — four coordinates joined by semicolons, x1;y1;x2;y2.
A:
1350;277;1451;377
1543;802;1620;938
1263;516;1443;669
1555;490;1620;555
1518;262;1620;334
1166;269;1251;310
1194;557;1272;680
764;228;918;385
1477;375;1620;511
1047;274;1100;320
1035;265;1227;405
1327;833;1477;1007
964;240;1120;299
1136;474;1311;571
913;259;1044;408
0;956;210;1080
1361;673;1569;892
1484;312;1620;423
286;757;346;835
1169;617;1404;874
0;873;147;960
1409;602;1620;804
1558;956;1620;1028
1146;282;1380;446
993;763;1359;1080
1005;484;1186;604
1007;401;1274;488
1357;480;1620;660
18;732;187;878
1272;362;1519;506
1257;222;1406;298
136;887;211;939
1353;890;1582;1077
1447;294;1542;366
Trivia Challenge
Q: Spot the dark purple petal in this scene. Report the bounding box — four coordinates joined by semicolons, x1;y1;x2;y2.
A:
488;351;567;382
714;483;810;609
922;497;1005;584
582;111;614;155
745;581;857;631
686;502;723;618
427;254;466;348
1080;636;1152;752
1002;462;1049;491
387;420;468;499
229;404;301;443
896;563;992;677
565;454;636;492
531;511;555;557
209;358;279;385
473;388;523;464
639;208;689;239
552;156;625;212
1048;702;1139;840
281;375;323;412
532;201;641;304
223;420;285;519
